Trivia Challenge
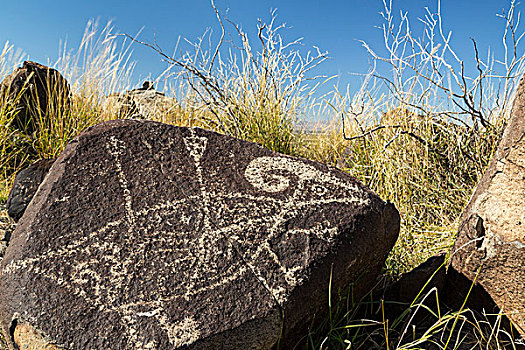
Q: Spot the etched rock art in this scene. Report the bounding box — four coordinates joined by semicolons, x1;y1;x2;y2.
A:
0;119;399;349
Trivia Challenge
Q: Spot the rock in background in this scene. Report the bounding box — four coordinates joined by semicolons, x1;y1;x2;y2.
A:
0;119;399;350
6;159;55;222
103;81;174;121
0;61;70;135
451;76;525;336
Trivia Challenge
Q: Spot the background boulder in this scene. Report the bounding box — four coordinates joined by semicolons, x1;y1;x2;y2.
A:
104;81;174;120
0;61;70;135
6;158;55;222
451;77;525;336
0;119;399;349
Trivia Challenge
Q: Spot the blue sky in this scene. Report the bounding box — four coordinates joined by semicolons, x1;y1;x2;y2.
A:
0;0;522;94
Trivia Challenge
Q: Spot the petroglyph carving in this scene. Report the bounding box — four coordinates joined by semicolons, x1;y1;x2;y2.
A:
244;156;367;197
0;120;399;349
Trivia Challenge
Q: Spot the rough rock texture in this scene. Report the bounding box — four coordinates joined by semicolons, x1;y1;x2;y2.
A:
104;81;174;121
12;322;59;350
451;77;525;336
0;206;15;260
0;61;70;135
353;253;519;350
0;119;399;350
6;159;55;222
0;205;14;349
441;265;503;317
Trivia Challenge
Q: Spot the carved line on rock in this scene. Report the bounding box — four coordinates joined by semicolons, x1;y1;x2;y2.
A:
107;136;135;226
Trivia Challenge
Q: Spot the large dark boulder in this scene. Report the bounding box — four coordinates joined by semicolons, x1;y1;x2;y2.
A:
0;61;70;135
6;158;55;222
0;119;399;349
451;77;525;336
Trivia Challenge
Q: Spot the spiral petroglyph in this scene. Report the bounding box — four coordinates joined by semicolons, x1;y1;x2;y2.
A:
245;155;370;198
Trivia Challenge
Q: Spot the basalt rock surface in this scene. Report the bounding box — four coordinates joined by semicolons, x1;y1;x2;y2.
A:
6;158;55;222
0;61;70;135
451;76;525;336
0;205;15;261
0;119;399;349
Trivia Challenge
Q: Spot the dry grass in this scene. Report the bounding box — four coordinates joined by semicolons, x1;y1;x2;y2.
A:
299;106;506;275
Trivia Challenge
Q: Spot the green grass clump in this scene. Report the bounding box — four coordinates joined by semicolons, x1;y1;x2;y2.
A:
301;278;518;349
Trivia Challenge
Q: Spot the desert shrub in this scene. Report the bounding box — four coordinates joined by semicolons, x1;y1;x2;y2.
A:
302;0;524;275
128;5;327;155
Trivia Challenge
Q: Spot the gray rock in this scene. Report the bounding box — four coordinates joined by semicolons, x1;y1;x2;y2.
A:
6;158;55;222
104;81;173;121
0;61;70;135
0;119;400;349
451;76;525;336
